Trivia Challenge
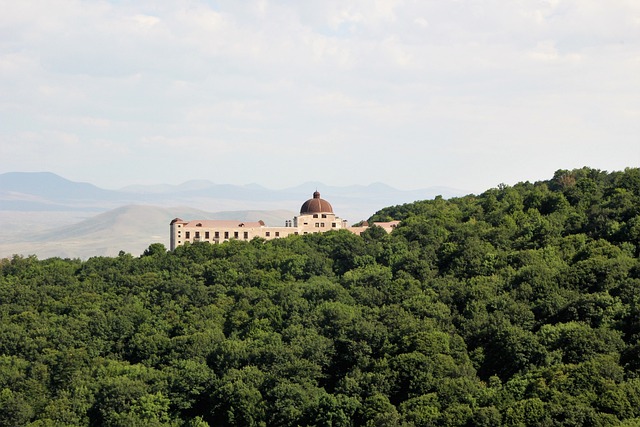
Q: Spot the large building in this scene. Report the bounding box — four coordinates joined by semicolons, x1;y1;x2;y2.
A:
169;191;399;250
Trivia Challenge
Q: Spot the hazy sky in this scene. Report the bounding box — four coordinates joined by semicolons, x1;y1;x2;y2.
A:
1;0;639;193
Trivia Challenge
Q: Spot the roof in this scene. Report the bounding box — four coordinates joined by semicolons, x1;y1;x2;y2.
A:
181;220;265;228
300;191;333;214
347;220;401;235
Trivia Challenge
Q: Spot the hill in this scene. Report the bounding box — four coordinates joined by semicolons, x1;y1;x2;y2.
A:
1;167;639;426
0;171;117;200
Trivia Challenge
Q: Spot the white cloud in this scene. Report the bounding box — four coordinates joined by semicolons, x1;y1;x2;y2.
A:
0;0;638;191
128;14;161;30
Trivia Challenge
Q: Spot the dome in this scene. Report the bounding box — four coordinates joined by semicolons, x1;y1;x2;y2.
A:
300;191;333;214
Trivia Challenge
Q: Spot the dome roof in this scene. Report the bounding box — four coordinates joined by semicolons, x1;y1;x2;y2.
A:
300;191;333;215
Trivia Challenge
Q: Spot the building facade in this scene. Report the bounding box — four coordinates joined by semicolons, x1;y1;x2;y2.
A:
170;191;399;250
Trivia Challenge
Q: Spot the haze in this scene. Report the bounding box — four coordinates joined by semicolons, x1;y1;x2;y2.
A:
1;1;638;192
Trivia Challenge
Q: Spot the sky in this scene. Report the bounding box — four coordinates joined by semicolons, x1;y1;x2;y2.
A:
1;0;639;194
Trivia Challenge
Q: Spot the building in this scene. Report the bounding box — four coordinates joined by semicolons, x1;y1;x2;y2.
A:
347;220;401;235
169;191;398;250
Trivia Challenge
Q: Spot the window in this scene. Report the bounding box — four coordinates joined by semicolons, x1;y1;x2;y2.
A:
321;223;325;227
243;232;248;239
266;231;271;237
195;231;200;238
214;231;219;238
332;223;337;227
303;222;308;225
205;231;210;239
234;232;239;239
275;232;280;237
322;214;327;218
224;232;229;239
185;231;190;238
313;214;318;218
315;223;320;227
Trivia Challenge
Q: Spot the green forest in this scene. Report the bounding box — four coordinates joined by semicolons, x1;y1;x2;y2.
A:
1;167;640;426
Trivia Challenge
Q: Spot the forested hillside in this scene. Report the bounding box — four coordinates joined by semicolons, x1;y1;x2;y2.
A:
1;167;639;426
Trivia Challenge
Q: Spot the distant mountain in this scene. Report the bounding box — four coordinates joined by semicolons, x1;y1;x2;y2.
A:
119;180;278;201
0;171;120;201
1;172;467;214
133;182;467;222
120;180;224;194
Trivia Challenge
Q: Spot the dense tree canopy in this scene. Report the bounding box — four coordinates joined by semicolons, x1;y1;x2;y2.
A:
1;167;640;426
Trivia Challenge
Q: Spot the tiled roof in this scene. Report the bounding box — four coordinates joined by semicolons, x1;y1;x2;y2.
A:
182;220;265;228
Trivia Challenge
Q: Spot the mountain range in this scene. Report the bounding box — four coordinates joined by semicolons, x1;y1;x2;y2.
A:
0;172;466;259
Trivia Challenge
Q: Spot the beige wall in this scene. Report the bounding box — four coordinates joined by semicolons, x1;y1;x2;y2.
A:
294;212;348;235
170;209;354;250
170;209;405;250
170;220;299;250
347;220;401;235
170;217;399;250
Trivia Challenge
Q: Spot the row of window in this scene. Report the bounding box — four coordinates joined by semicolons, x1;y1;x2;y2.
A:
180;224;339;241
184;231;250;239
177;224;345;244
181;230;293;240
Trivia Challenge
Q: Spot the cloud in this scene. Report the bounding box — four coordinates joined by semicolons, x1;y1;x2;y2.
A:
0;0;639;191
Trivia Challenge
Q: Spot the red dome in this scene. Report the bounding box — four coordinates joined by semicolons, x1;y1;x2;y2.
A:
300;191;333;214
